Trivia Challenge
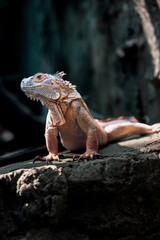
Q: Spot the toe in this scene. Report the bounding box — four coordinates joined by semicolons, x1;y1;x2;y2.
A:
33;155;46;163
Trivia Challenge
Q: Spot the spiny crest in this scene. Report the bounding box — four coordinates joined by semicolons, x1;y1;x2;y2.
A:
56;71;66;78
54;71;76;90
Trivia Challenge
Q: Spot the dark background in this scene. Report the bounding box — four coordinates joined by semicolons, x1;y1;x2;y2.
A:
1;0;160;156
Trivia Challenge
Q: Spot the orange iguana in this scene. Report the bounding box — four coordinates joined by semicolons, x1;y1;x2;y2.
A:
20;72;160;162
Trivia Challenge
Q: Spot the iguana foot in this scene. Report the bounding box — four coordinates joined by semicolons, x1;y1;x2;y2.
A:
152;123;160;133
73;150;104;162
33;153;65;164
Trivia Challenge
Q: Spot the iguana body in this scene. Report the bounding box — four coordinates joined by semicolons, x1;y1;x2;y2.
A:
21;72;160;162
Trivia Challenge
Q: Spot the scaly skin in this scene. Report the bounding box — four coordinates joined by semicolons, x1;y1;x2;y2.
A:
21;72;160;162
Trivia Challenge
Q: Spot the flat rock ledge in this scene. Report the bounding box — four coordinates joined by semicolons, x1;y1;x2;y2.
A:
1;133;160;240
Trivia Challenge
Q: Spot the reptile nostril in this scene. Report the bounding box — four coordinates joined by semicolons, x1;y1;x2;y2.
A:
20;79;26;89
21;79;26;85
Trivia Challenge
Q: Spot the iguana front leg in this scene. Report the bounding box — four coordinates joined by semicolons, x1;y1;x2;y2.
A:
33;111;63;163
33;128;63;163
73;129;103;161
72;101;104;161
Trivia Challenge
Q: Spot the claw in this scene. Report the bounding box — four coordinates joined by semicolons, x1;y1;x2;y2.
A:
72;151;104;162
33;153;63;164
33;158;36;164
90;155;94;161
33;155;44;164
78;156;82;162
56;156;62;162
73;155;77;161
46;159;49;165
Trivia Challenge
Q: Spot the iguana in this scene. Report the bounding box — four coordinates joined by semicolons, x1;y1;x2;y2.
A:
20;72;160;162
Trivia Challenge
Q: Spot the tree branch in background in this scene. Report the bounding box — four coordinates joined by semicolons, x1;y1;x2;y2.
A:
133;0;160;78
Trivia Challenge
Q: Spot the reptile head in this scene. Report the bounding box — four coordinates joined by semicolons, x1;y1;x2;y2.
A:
20;72;76;103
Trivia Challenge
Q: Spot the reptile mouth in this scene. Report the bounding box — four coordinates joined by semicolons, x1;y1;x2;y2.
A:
21;82;38;92
21;86;39;101
20;81;43;101
24;92;40;101
20;78;44;91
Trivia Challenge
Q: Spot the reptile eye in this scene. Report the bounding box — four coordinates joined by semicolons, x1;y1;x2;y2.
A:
52;91;60;100
33;73;45;82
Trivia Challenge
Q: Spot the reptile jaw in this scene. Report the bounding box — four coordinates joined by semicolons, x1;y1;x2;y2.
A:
27;94;44;105
21;82;44;102
26;93;43;102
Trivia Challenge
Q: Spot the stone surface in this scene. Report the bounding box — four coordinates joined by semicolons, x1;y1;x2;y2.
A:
1;133;160;239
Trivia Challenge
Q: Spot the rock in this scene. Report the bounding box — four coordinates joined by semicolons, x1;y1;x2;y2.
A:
0;166;68;239
1;134;160;239
17;166;68;226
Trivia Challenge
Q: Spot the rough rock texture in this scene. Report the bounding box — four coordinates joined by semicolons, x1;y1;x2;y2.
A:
1;133;160;240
